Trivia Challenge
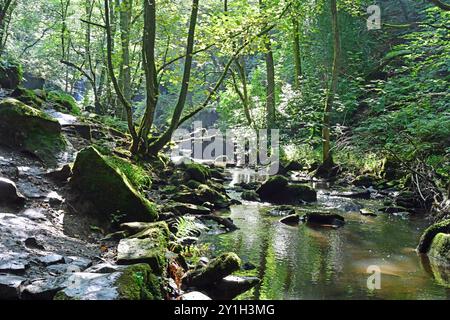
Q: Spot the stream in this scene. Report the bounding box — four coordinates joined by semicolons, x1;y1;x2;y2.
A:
200;168;450;300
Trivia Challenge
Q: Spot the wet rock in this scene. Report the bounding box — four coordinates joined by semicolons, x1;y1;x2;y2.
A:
206;275;260;300
234;181;260;190
242;262;256;271
257;175;317;204
70;147;158;223
182;252;241;288
24;237;45;250
0;98;65;165
84;263;127;274
417;219;450;253
197;215;238;232
119;222;155;235
303;211;345;227
379;206;409;214
332;189;371;199
172;203;211;215
173;184;231;209
177;236;198;246
279;214;300;226
54;264;162;300
267;206;295;217
360;208;377;217
0;274;27;300
38;254;65;266
44;164;72;182
241;190;260;201
117;238;166;275
352;175;377;187
63;124;91;140
21;276;68;300
0;177;25;205
0;261;28;275
180;291;212;300
11;87;44;108
64;256;92;270
428;233;450;264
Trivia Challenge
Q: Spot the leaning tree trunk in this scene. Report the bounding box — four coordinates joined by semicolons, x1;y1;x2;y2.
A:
320;0;340;175
138;0;159;153
147;0;199;155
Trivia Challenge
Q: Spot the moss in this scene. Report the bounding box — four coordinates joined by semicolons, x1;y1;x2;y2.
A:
0;58;22;89
183;252;241;288
130;221;170;247
71;147;158;224
186;179;202;189
105;156;152;191
117;238;167;275
48;91;81;116
428;233;450;263
116;264;163;300
11;87;44;109
417;219;450;253
0;98;65;165
184;163;211;183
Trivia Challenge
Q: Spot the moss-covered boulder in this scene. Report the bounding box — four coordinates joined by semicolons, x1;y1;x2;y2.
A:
11;87;44;109
428;233;450;264
417;220;450;253
117;237;167;275
54;264;162;300
183;163;211;183
303;211;345;227
0;60;22;89
256;175;317;204
47;91;80;115
241;190;260;201
182;252;241;288
0;98;65;165
71;147;158;223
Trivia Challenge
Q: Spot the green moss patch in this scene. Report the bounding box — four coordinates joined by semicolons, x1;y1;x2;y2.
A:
0;98;65;165
429;233;450;263
48;91;81;116
116;264;163;300
417;219;450;253
71;146;158;224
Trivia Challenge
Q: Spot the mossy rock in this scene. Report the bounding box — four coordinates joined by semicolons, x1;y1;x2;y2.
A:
183;163;211;183
11;87;44;109
71;147;158;224
54;264;163;300
0;60;22;89
0;98;65;165
241;190;260;201
428;233;450;264
116;238;167;275
352;174;377;187
182;252;241;288
256;175;316;204
417;219;450;253
47;91;81;115
303;211;345;227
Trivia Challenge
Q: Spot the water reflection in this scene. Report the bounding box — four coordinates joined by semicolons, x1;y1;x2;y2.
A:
200;170;450;299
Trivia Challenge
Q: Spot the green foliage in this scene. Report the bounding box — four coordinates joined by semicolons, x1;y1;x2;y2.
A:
105;156;152;192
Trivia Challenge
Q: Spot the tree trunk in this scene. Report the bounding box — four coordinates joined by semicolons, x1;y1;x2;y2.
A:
260;0;275;130
0;0;14;56
104;0;139;151
148;0;199;155
320;0;340;173
292;17;302;88
119;0;133;120
138;0;159;152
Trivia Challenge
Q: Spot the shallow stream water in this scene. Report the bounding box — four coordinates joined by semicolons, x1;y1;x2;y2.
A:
200;168;450;300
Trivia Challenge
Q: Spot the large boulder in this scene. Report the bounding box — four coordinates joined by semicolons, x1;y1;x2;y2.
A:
11;87;44;109
417;220;450;253
182;252;241;288
183;163;211;183
256;175;317;204
54;264;162;300
0;98;65;165
70;147;158;223
0;61;21;89
303;211;345;227
428;233;450;264
0;177;25;205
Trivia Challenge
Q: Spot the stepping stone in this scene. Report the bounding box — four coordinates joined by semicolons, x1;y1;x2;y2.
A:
39;254;65;266
116;238;165;274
